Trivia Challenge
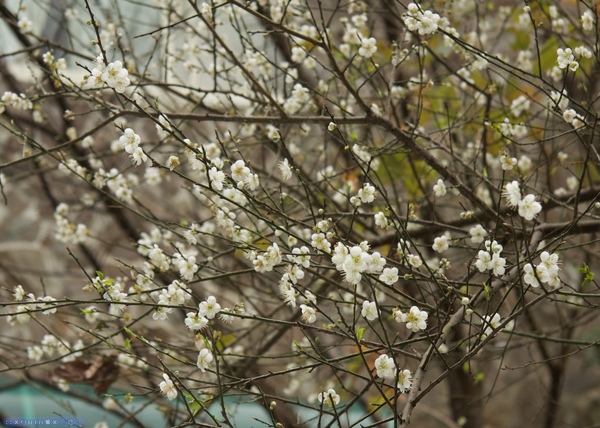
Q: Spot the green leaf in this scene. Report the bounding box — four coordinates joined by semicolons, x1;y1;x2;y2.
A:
579;263;595;287
183;393;201;416
356;327;365;342
96;270;104;280
483;282;491;301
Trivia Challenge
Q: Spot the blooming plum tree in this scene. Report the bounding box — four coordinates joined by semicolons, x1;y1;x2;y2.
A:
1;1;600;427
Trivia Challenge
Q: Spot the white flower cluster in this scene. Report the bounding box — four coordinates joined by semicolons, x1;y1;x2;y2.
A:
300;303;317;323
311;232;332;253
581;10;595;32
523;251;561;288
433;179;446;197
27;334;83;363
358;37;377;58
159;373;178;401
362;300;379;320
497;118;528;139
331;242;388;285
432;233;450;253
197;348;214;372
469;224;488;244
556;48;578;72
475;240;506;276
395;240;423;269
86;57;131;93
394;306;428;332
510;95;530;118
54;203;89;244
499;152;518;170
17;16;32;33
252;243;283;272
6;286;58;326
230;159;260;190
403;3;443;36
481;313;513;339
185;295;224;330
106;169;138;204
503;181;542;221
351;183;376;206
199;295;221;319
1;91;33;113
42;51;67;74
243;49;272;77
283;83;313;115
562;109;584;128
317;388;340;407
119;128;148;166
174;253;199;281
154;280;192;321
374;211;393;230
90;274;128;315
374;354;396;379
373;354;413;393
352;144;380;170
279;246;313;308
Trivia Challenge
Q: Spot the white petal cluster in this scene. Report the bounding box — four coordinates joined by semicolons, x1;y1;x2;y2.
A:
54;203;89;244
523;251;561;288
556;48;578;71
1;91;33;111
481;313;514;339
26;334;76;362
469;224;488;244
317;389;340;407
352;183;377;206
199;296;221;319
518;194;542;221
502;181;542;221
252;243;283;272
311;233;331;253
510;95;530;117
361;300;379;320
6;290;60;326
432;234;450;253
278;158;293;180
394;306;428;332
404;3;441;36
581;10;595;32
352;144;380;170
229;159;260;190
397;369;413;393
300;304;317;323
332;242;386;285
159;373;178;401
500;153;518;170
185;312;209;331
374;354;396;379
86;57;131;93
358;37;377;58
498;118;528;139
433;179;446;197
197;348;214;372
562;109;584;127
379;267;399;285
474;240;506;276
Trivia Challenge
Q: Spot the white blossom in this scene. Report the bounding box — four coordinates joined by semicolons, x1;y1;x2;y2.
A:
361;300;379;321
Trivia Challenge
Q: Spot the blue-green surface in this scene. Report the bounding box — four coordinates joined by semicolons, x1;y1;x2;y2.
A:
0;380;387;427
0;381;165;427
